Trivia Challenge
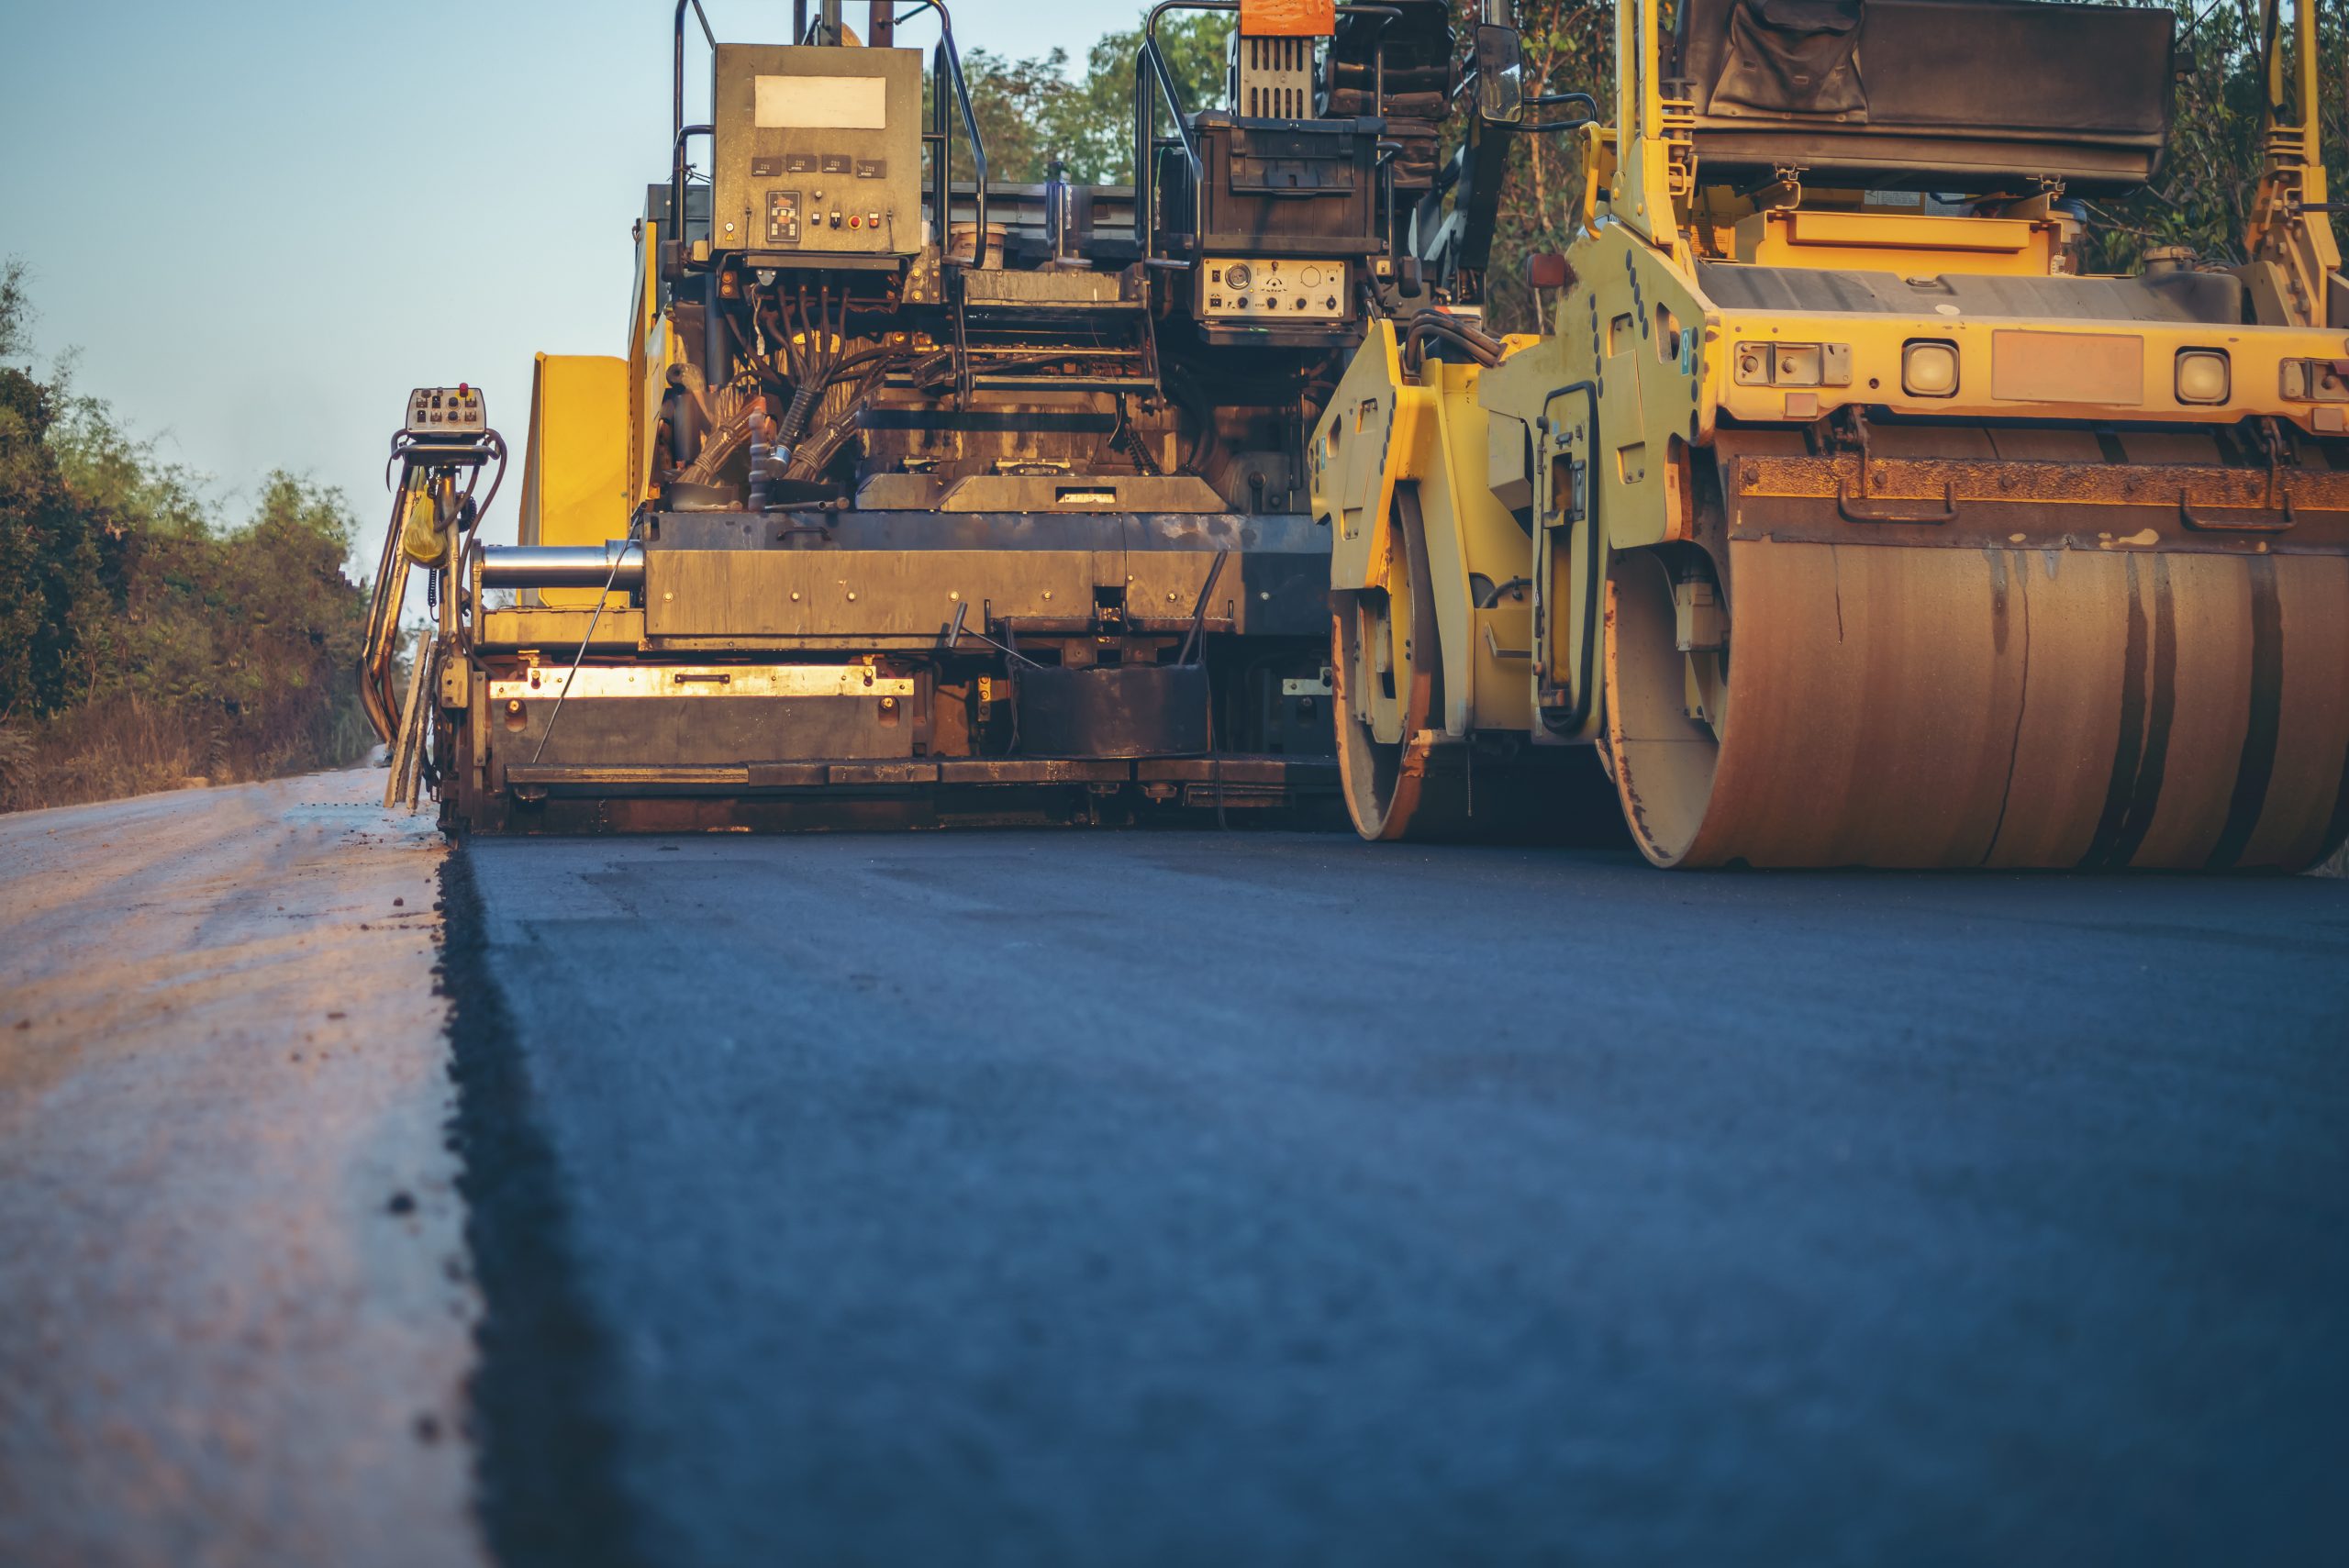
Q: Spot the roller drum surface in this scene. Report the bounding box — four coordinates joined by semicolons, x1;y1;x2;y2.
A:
1611;536;2349;870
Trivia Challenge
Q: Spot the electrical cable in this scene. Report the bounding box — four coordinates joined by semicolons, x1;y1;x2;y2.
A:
528;515;644;766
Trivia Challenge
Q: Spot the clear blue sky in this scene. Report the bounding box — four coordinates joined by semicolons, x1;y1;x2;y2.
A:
0;1;1131;551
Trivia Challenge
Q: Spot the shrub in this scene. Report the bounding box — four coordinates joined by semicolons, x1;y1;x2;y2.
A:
0;263;373;812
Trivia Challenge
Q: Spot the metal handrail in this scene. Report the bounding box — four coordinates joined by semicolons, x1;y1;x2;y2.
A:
1131;0;1227;251
668;122;712;271
1523;90;1598;135
895;0;988;263
670;0;717;270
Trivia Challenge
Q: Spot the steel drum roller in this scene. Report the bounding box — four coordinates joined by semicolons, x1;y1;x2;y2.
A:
1608;537;2349;870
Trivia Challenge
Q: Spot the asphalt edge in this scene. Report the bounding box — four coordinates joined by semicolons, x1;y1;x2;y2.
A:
437;848;646;1568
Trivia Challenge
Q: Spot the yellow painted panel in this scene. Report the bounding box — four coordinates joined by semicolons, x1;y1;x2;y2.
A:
627;220;674;508
1787;211;2033;254
1734;209;2054;275
518;353;631;608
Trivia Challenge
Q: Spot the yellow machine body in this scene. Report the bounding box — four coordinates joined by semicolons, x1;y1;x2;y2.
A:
516;353;633;609
1313;0;2349;869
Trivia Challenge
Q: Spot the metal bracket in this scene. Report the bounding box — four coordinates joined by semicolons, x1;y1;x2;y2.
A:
1832;405;1955;524
1482;624;1531;661
2181;490;2296;532
1757;165;1805;211
1838;480;1957;525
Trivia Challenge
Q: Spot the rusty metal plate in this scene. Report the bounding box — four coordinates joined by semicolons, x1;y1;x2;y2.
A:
1722;452;2349;555
1991;329;2144;404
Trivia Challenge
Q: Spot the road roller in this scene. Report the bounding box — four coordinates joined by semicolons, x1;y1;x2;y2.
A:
1311;0;2349;869
362;0;1468;833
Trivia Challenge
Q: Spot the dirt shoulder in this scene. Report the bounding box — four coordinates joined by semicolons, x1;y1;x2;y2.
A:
0;769;482;1568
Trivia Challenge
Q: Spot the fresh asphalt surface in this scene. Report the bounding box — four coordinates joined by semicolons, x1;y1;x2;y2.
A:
454;829;2349;1567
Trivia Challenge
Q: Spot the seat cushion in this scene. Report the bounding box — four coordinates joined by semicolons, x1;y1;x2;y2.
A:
1676;0;2175;193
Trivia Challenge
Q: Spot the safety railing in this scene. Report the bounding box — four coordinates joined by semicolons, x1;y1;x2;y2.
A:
896;1;990;262
667;1;718;272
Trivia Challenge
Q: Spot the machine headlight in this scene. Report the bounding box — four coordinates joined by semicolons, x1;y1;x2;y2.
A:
1902;340;1960;397
2175;350;2230;405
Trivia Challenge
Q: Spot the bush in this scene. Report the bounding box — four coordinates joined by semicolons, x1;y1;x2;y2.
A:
0;261;374;813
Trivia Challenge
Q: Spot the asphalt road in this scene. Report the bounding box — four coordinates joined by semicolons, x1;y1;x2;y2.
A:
455;829;2349;1568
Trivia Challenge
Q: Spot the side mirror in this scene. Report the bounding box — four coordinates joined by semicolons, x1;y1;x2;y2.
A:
1474;24;1525;125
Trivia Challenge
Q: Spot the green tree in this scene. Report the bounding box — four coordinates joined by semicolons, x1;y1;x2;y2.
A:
0;259;113;726
935;11;1235;186
1065;12;1236;184
0;258;28;360
940;45;1080;186
1;266;373;808
1479;0;1617;332
2079;0;2349;275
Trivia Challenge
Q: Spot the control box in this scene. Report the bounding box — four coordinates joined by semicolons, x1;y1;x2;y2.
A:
1162;114;1382;258
710;43;924;261
1199;257;1350;324
406;385;486;437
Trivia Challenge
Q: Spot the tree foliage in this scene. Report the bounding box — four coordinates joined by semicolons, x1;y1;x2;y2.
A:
0;263;373;809
2081;0;2349;274
1478;1;1620;332
940;13;1235;185
0;261;113;729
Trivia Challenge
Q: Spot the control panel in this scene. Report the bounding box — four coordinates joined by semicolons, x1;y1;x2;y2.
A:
1198;258;1351;323
710;43;923;261
406;385;486;437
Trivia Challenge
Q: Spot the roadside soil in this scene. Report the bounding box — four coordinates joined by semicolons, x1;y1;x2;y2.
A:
0;768;482;1568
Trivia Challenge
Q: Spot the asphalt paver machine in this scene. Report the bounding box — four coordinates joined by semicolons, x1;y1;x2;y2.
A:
363;0;1475;833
